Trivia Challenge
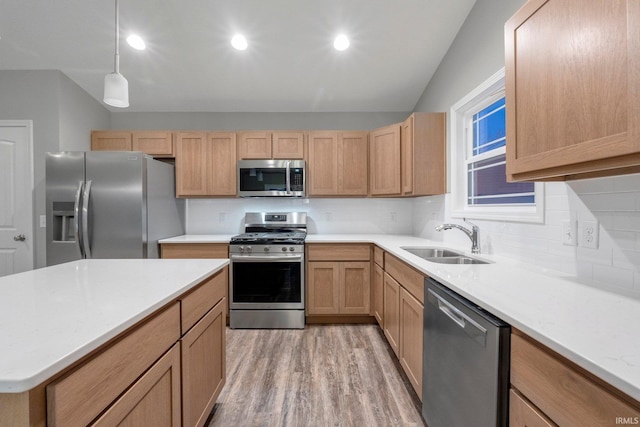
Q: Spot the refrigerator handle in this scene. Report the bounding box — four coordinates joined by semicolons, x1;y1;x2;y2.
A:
82;180;93;259
73;181;85;258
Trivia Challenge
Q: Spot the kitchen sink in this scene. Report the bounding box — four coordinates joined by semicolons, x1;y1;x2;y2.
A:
400;246;492;265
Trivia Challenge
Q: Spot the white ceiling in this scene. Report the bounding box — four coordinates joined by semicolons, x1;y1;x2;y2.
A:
0;0;476;112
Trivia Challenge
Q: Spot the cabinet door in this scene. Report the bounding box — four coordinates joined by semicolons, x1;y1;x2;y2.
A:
207;132;237;196
181;299;226;427
175;132;208;197
92;344;181;427
383;272;400;356
509;389;556;427
339;262;371;314
91;131;132;151
370;124;401;195
403;113;446;196
307;262;340;314
272;131;305;159
338;132;368;195
307;131;339;195
399;287;423;400
372;263;384;325
401;116;414;194
132;131;174;157
505;0;640;181
238;131;272;159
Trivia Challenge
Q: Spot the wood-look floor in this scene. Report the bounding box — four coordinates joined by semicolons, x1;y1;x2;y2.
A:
207;324;426;427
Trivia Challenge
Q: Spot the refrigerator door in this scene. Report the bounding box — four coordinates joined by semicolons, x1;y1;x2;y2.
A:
46;152;86;266
85;152;146;258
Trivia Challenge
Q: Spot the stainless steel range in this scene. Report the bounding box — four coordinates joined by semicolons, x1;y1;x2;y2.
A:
229;212;307;329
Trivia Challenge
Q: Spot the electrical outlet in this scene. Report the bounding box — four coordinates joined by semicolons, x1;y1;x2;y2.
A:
390;212;397;222
561;220;577;246
40;215;47;228
580;220;599;249
324;212;332;221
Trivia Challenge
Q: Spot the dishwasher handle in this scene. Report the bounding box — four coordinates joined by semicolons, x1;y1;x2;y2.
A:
428;288;487;346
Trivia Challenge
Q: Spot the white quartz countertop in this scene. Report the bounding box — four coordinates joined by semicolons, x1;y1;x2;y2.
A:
165;233;640;402
160;234;236;244
0;258;229;393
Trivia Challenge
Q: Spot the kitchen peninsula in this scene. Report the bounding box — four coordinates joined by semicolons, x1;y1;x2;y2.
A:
0;258;229;427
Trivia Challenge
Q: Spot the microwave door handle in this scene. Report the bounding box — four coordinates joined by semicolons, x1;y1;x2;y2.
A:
285;161;291;194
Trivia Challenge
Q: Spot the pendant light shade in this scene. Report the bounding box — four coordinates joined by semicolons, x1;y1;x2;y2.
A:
103;72;129;107
103;0;129;108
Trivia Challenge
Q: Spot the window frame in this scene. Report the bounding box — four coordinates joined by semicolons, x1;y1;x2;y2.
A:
449;68;544;223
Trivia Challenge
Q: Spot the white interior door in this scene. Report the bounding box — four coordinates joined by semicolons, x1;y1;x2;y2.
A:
0;121;34;277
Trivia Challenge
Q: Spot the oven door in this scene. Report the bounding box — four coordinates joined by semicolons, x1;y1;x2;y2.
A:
230;254;305;310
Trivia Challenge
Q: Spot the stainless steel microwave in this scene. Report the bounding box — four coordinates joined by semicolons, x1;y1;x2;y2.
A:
237;160;306;197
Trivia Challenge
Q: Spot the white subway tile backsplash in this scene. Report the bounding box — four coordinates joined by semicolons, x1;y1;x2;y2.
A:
592;264;634;291
612;213;640;231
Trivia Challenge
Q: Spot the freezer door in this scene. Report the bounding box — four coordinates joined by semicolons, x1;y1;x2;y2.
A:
46;152;85;266
85;152;146;258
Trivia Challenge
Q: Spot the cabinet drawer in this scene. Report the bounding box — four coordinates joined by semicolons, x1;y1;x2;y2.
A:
47;303;181;427
180;267;228;333
384;254;424;304
509;389;555;427
307;244;371;261
161;243;228;259
511;333;640;426
373;246;384;267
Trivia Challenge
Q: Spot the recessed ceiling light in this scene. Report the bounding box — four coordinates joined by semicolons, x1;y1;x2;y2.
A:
126;34;146;50
333;34;350;51
231;34;248;51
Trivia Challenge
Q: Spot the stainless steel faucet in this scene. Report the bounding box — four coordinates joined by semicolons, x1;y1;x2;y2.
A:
435;218;480;254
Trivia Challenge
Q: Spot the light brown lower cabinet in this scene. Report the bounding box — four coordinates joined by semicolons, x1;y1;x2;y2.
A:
92;344;182;427
399;287;423;400
42;269;227;427
383;272;401;356
161;243;229;259
381;253;425;399
509;389;556;427
181;298;226;427
306;244;372;318
510;331;640;427
372;262;384;325
307;261;371;315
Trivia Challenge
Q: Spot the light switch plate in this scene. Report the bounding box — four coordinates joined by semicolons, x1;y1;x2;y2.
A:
580;220;599;249
562;220;577;246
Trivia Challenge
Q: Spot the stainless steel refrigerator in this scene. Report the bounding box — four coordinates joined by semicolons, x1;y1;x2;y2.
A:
46;151;185;266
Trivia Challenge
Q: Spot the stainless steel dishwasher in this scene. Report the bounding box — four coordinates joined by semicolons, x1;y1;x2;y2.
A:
422;277;510;427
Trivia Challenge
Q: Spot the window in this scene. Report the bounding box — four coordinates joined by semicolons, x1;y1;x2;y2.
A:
450;68;544;223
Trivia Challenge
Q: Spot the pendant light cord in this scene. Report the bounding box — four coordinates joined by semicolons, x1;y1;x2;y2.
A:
114;0;120;74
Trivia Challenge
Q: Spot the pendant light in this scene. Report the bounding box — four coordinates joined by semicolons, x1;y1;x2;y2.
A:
103;0;129;107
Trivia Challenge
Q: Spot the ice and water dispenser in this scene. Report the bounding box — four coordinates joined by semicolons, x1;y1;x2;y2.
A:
51;201;76;242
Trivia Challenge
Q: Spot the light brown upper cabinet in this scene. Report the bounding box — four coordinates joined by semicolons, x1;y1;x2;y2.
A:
91;131;132;151
307;131;368;196
175;131;237;197
505;0;640;181
401;113;446;196
91;131;175;157
370;124;401;195
238;131;304;159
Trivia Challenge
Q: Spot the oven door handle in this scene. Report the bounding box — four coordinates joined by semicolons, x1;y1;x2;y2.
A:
231;254;303;262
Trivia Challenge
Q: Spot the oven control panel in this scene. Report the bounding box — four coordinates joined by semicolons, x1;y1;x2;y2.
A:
230;244;304;255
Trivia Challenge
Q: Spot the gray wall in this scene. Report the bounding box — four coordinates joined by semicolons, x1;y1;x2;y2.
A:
109;111;410;131
413;0;526;113
0;70;110;268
